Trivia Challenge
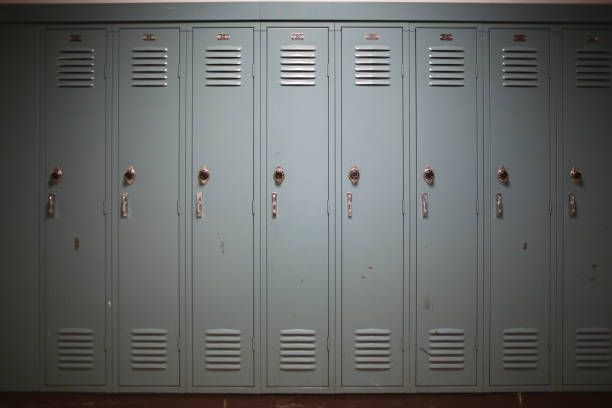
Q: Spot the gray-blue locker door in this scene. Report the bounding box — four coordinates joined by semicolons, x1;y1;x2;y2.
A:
563;30;612;386
192;27;255;387
44;29;107;386
340;27;404;387
118;28;181;387
415;28;479;387
489;29;551;386
266;27;330;387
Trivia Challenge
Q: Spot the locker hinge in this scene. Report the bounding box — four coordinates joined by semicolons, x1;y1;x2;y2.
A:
177;337;181;352
475;335;479;352
177;200;182;215
252;63;255;78
475;63;479;78
401;63;405;78
251;337;255;352
401;336;404;352
476;199;480;215
402;199;406;215
252;199;256;216
549;200;553;215
548;65;552;80
327;200;331;215
327;63;330;78
104;64;108;79
326;337;330;352
103;200;109;215
177;64;181;78
104;336;110;352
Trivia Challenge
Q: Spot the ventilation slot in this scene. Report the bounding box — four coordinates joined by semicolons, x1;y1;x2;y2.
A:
354;328;391;370
205;329;242;370
280;329;316;371
205;46;242;86
280;45;316;86
576;49;611;88
57;328;94;370
428;46;465;87
428;328;465;370
354;45;391;86
502;47;539;87
576;327;611;369
131;46;168;87
131;328;168;370
57;47;95;88
502;328;539;369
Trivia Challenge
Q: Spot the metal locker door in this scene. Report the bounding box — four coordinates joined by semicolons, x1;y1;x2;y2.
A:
489;29;551;386
415;28;479;387
192;27;255;387
340;27;404;387
562;30;612;386
266;27;330;387
118;28;181;387
44;29;108;386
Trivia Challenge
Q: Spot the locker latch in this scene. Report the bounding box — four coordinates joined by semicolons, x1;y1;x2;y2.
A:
570;166;582;184
496;193;503;217
497;166;509;184
196;192;203;219
273;166;285;185
423;166;435;185
121;193;128;218
569;192;577;217
348;166;360;185
47;192;56;218
198;166;210;185
123;165;136;185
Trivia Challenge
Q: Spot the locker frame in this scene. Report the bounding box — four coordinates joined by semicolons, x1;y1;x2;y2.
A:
184;21;262;394
260;21;336;394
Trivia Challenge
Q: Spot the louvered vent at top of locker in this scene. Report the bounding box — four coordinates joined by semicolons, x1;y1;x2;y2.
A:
206;46;242;86
502;47;539;87
428;46;465;87
355;45;391;86
57;47;95;88
575;48;611;88
280;45;316;86
131;46;169;87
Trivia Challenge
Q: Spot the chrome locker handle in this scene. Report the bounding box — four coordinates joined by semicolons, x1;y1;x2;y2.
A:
121;193;128;218
347;192;353;218
47;192;56;217
421;192;429;217
569;193;577;217
196;192;203;219
272;192;278;218
496;193;503;217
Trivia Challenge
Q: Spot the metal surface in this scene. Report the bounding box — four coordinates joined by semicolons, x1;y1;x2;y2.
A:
562;29;612;386
265;26;330;388
416;27;479;387
117;27;181;387
43;29;108;387
192;27;255;387
341;27;404;387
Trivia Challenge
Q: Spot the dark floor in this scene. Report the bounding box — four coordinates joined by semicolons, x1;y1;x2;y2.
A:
1;393;612;408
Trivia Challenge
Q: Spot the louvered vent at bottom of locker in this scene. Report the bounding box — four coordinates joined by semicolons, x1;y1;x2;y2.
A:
205;329;242;370
280;329;316;370
354;328;391;370
56;47;95;88
131;328;168;370
131;46;169;87
502;47;539;87
576;327;611;369
354;45;391;86
428;46;465;87
280;45;316;86
205;46;242;86
575;49;611;88
57;328;94;370
503;328;539;369
428;328;465;370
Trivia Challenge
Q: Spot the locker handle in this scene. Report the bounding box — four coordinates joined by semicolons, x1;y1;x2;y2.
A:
121;193;128;218
196;192;203;219
569;192;577;217
496;192;503;217
272;192;278;218
347;192;353;218
50;165;63;184
47;192;56;218
422;192;429;217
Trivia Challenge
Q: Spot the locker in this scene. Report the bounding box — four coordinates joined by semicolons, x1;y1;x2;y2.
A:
415;27;479;387
192;27;255;387
117;28;181;387
562;30;612;386
340;27;404;387
488;29;551;386
44;29;108;386
265;27;330;387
